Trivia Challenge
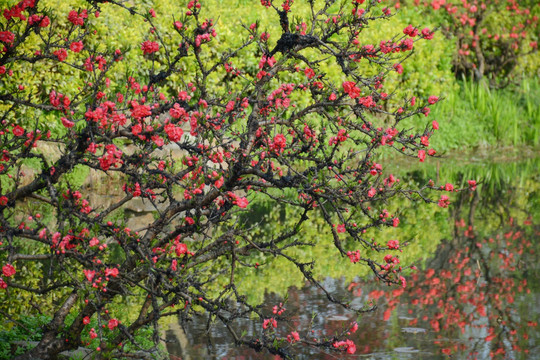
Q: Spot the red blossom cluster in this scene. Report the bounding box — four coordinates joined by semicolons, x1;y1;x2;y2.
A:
141;40;159;55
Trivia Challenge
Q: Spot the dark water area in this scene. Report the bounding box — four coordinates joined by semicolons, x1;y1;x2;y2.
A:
164;157;540;359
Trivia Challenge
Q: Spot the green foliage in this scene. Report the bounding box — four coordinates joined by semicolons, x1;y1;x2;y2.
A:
0;315;51;360
71;313;161;355
62;164;91;189
0;312;162;359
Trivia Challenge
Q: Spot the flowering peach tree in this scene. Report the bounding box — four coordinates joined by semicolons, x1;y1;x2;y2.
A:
0;0;471;358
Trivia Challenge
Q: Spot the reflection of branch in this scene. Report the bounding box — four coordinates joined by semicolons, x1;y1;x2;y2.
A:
468;189;480;228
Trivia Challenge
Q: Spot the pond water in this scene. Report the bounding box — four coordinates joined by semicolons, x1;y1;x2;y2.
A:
163;156;540;359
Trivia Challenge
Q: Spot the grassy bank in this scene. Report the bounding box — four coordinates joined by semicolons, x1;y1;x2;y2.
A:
424;77;540;152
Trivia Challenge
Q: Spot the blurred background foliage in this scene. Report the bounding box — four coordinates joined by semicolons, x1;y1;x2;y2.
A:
2;0;536;154
3;0;538;150
213;156;539;304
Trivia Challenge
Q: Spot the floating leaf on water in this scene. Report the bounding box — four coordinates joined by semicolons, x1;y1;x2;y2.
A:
401;327;427;334
326;315;349;321
349;297;365;307
394;347;420;353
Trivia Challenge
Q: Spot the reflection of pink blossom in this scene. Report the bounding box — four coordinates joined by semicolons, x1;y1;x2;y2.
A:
333;339;356;354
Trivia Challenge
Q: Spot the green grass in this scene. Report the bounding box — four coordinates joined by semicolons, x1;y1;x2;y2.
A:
426;76;540;151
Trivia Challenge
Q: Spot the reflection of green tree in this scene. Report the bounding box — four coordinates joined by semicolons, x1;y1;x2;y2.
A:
216;179;450;305
389;155;540;222
206;157;540;306
438;157;540;227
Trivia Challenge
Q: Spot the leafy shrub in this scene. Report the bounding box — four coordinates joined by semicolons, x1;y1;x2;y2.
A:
392;0;540;85
0;315;50;359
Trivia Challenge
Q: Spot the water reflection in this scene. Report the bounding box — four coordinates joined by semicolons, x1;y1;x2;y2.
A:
165;158;540;359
